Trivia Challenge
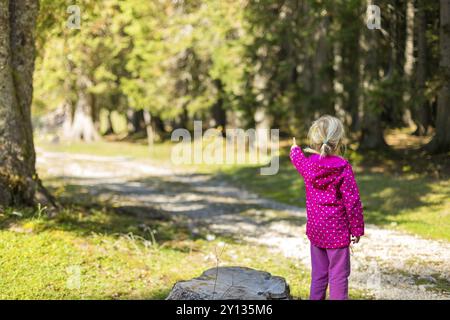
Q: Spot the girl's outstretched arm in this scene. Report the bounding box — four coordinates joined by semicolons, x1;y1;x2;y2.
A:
340;163;365;237
290;138;306;175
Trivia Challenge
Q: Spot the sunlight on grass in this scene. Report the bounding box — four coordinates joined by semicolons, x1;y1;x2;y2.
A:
1;207;365;299
36;139;174;164
13;140;388;299
35;139;450;241
35;138;275;173
221;164;450;241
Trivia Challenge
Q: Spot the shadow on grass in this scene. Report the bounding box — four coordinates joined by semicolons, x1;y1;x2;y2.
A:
3;171;276;246
2;170;314;300
0;183;192;249
37;151;448;236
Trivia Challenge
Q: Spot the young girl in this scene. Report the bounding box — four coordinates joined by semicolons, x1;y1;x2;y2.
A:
290;115;364;300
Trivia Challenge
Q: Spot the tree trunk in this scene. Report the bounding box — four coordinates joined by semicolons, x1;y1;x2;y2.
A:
143;110;154;148
62;102;74;140
212;79;227;135
0;0;55;207
69;95;100;142
340;2;361;131
103;110;115;136
126;109;146;135
91;93;101;134
67;76;101;142
359;0;387;150
313;15;334;114
360;111;387;149
153;115;166;140
402;0;416;129
413;0;432;135
426;0;450;153
179;103;189;129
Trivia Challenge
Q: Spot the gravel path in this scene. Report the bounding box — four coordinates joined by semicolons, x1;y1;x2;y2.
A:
37;150;450;300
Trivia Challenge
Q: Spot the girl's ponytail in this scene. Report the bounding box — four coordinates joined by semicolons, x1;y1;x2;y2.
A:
320;142;332;158
304;115;345;158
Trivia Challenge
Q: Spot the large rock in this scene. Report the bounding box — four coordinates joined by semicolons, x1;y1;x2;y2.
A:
166;266;291;300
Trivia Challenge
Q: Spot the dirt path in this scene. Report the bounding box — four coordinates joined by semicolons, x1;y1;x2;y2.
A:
37;149;450;300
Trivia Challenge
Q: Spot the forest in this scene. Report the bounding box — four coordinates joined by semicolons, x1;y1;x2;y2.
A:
30;0;449;149
0;0;449;300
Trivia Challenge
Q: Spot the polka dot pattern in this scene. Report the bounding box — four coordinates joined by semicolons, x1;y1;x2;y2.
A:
290;146;365;249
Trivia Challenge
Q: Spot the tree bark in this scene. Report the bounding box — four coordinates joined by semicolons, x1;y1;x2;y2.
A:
402;0;416;129
0;0;55;207
91;93;101;134
212;79;227;135
359;0;387;150
143;109;154;148
103;110;115;136
413;0;432;135
340;2;362;131
426;0;450;153
126;109;146;135
66;76;101;142
152;115;166;140
62;102;75;140
313;15;334;114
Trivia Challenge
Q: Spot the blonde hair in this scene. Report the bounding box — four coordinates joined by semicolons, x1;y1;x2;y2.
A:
304;115;345;158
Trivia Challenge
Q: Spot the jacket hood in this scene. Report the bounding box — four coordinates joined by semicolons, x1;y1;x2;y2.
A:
306;154;348;189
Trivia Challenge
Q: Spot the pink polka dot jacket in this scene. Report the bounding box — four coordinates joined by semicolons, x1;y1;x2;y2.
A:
290;146;364;248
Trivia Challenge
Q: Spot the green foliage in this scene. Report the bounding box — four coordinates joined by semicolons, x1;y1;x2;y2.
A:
34;0;444;147
35;0;132;114
35;0;250;125
121;0;249;121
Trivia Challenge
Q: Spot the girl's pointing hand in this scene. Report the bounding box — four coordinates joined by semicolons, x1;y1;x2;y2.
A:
291;137;298;151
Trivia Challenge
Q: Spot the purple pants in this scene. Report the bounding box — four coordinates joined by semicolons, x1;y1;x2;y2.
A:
310;244;350;300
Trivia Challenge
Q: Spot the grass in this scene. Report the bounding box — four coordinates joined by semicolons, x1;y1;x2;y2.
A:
36;137;450;241
17;135;445;299
219;156;450;241
0;204;371;300
37;138;172;163
223;165;449;241
412;273;450;295
0;138;375;299
6;154;305;299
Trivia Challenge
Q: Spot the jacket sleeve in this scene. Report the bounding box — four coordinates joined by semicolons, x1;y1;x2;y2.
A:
290;146;306;175
340;163;364;237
